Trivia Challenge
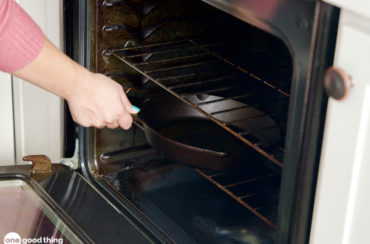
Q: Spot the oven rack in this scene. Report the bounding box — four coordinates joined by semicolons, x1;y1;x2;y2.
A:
109;39;289;167
196;168;279;228
101;143;280;229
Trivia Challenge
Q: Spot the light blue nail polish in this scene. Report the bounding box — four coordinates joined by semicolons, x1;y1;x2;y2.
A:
131;105;141;114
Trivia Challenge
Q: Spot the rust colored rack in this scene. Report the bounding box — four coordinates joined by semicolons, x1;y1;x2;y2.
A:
196;168;280;228
109;38;289;168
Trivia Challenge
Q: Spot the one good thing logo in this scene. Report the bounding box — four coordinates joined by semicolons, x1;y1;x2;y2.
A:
3;233;63;244
3;233;21;244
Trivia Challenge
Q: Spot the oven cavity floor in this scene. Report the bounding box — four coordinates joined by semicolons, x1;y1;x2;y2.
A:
104;159;278;244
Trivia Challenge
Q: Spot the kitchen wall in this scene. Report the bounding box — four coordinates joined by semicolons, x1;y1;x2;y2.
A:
0;0;64;165
0;73;15;165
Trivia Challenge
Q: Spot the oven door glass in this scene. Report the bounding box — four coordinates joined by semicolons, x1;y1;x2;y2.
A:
0;179;82;244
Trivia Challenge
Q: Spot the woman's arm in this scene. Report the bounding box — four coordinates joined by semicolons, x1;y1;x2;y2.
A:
1;0;133;129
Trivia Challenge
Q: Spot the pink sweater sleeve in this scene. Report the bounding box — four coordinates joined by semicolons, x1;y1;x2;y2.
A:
0;0;44;73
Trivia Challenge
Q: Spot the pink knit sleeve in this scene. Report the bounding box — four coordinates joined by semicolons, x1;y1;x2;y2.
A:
0;0;44;73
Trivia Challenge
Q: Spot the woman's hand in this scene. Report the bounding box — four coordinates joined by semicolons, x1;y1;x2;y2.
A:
66;72;134;129
13;37;134;130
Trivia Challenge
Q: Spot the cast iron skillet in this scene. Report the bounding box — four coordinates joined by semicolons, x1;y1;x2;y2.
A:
134;94;280;170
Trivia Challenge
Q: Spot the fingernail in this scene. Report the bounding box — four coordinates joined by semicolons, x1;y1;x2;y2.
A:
131;105;140;114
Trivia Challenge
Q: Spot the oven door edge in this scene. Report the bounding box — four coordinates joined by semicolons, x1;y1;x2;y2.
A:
0;164;93;244
276;3;339;244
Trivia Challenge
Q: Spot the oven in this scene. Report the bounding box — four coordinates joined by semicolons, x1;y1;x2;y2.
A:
2;0;370;243
65;0;338;243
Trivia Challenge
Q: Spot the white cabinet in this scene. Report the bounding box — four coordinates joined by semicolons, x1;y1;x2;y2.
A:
324;0;370;20
310;10;370;244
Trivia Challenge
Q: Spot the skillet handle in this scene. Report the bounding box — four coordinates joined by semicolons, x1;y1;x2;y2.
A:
132;115;232;159
132;116;145;130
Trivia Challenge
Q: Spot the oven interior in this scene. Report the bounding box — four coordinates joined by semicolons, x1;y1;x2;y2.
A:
89;0;293;243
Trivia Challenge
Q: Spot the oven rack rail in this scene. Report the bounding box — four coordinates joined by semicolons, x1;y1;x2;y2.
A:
109;39;289;167
99;142;279;228
196;168;278;228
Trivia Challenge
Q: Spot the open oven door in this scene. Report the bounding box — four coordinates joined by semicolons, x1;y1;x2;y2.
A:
0;155;159;243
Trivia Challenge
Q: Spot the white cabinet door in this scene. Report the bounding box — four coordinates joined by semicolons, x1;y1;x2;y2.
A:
324;0;370;20
310;10;370;244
